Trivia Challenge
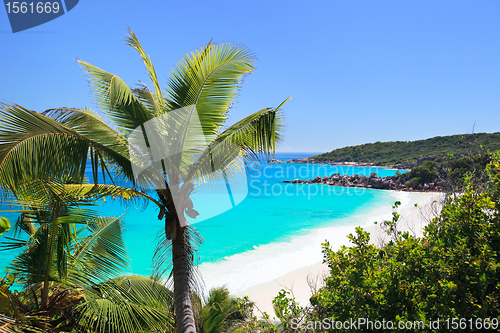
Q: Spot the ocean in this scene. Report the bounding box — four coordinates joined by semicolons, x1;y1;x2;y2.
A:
0;153;400;291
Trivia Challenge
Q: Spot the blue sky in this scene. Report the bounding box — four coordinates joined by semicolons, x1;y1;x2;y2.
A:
1;0;499;153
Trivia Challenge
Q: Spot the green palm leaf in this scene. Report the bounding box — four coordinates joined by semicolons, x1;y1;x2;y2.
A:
125;26;165;112
165;41;256;138
196;286;246;333
183;99;288;189
69;216;130;286
216;98;289;156
77;275;175;333
77;60;156;135
0;104;136;189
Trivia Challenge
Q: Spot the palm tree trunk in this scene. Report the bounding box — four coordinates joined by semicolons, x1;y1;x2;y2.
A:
42;206;60;311
172;225;197;333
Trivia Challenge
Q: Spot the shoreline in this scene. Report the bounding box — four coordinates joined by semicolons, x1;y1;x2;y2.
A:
283;173;445;192
268;159;409;170
233;191;444;316
198;190;406;294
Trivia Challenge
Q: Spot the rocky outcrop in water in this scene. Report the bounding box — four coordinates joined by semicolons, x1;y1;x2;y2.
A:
267;158;286;163
268;158;312;164
283;172;445;192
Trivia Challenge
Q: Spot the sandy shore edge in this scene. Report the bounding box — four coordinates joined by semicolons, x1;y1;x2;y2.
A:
234;191;445;316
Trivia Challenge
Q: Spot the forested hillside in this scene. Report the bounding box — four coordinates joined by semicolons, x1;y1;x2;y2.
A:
311;132;500;165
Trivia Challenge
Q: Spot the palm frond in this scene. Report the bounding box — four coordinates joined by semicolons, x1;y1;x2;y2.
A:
42;108;125;153
165;41;256;138
42;108;135;183
6;205;97;285
0;104;136;191
125;27;166;113
183;99;287;188
216;98;288;157
182;143;246;192
196;286;247;333
77;275;175;333
69;216;130;286
0;104;89;191
77;60;155;135
49;183;161;209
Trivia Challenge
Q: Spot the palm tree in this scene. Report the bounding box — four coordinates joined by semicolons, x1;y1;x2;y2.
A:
194;286;249;333
0;179;175;332
0;27;288;332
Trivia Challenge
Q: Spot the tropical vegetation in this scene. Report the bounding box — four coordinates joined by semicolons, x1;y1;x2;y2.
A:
0;180;175;332
396;152;492;190
311;132;500;165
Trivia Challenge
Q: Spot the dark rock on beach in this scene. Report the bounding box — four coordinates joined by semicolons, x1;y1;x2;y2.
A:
283;172;445;192
267;158;313;164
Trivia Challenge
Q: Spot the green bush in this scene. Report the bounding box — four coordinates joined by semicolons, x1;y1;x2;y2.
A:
403;161;437;184
405;177;421;188
439;153;491;189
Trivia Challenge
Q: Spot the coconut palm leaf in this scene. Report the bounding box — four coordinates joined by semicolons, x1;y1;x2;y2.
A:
164;41;256;139
38;182;161;208
1;179;140;310
2;180;156;210
195;286;247;333
0;104;135;190
42;107;128;156
70;218;176;333
215;98;288;157
69;216;130;286
184;101;288;189
1;211;172;333
125;27;166;113
0;183;173;332
41;107;137;185
76;275;175;333
0;104;89;191
77;60;156;135
5;204;98;286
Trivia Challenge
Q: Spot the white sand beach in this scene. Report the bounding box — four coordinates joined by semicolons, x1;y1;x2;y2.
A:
231;191;445;316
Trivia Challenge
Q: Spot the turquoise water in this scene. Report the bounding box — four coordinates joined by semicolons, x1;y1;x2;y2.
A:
0;153;399;278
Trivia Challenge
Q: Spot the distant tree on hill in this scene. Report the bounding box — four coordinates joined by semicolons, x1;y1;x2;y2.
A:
311;133;500;165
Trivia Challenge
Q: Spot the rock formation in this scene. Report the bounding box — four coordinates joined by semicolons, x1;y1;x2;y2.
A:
282;172;445;192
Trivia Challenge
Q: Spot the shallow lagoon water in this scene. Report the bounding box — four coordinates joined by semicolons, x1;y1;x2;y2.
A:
0;153;399;283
